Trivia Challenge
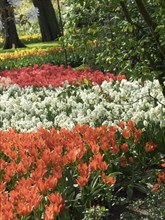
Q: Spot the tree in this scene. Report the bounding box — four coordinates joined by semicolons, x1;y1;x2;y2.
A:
63;0;165;96
0;0;26;49
32;0;61;42
133;0;165;96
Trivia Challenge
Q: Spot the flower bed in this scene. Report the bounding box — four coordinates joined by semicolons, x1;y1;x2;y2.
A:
0;65;164;131
0;48;62;62
0;65;165;219
0;64;125;88
0;34;41;46
0;122;164;219
0;48;82;71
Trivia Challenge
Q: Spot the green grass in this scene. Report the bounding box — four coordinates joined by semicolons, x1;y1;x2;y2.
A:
27;41;61;49
0;41;61;54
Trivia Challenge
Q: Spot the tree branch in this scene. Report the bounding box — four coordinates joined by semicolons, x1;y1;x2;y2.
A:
121;0;165;96
120;2;157;72
135;0;165;60
120;1;132;23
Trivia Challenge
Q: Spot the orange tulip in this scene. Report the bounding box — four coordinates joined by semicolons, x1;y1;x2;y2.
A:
45;175;58;190
121;143;129;152
16;202;32;216
102;172;116;185
76;176;89;187
145;141;157;152
122;129;131;139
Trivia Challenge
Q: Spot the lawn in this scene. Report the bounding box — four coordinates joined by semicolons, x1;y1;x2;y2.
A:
0;41;61;54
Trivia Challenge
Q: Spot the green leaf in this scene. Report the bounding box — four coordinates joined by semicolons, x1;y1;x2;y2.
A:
108;172;122;177
84;78;89;86
134;183;147;194
126;186;133;200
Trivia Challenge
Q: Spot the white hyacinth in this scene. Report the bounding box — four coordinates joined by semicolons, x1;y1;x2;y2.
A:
0;79;164;131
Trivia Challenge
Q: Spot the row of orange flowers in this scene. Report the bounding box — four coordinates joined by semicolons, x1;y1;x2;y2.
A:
0;121;164;219
0;47;63;61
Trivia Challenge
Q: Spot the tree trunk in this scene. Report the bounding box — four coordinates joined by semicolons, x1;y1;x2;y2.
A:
32;0;61;42
1;0;26;49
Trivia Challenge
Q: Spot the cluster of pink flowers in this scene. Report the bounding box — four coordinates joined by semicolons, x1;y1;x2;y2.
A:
0;64;126;88
0;76;12;88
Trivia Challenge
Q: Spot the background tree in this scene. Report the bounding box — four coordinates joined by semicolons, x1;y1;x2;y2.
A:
0;0;25;49
32;0;61;42
63;0;165;96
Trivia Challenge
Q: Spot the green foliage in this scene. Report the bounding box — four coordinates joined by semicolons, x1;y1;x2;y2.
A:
62;0;165;94
83;206;109;220
120;185;165;220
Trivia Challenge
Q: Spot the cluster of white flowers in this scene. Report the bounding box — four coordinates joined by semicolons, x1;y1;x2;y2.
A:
0;79;164;131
